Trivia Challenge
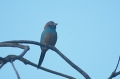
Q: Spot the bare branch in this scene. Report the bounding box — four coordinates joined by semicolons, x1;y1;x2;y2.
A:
0;43;29;68
0;55;76;79
1;40;91;79
114;56;120;72
108;56;120;79
53;47;91;79
113;71;120;77
1;40;120;79
11;60;20;79
0;42;29;58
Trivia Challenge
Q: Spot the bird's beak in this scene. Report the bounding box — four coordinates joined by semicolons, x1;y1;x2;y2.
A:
54;23;58;26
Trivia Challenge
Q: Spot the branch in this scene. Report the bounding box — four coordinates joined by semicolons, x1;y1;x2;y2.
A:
53;47;91;79
0;40;91;79
0;42;29;58
11;60;20;79
108;56;120;79
0;43;29;68
0;55;76;79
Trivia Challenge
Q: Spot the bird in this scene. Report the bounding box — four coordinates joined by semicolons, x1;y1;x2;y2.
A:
38;21;58;68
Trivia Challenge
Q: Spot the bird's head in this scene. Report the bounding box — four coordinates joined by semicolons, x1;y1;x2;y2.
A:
44;21;58;29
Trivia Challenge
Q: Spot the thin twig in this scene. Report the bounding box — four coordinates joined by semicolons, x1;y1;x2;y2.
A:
108;56;120;79
11;60;20;79
114;56;120;72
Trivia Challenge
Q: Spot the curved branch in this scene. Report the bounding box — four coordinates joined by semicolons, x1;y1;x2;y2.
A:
108;56;120;79
0;55;76;79
0;40;91;79
0;43;29;68
53;47;91;79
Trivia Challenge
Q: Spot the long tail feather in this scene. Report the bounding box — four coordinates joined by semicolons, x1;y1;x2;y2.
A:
38;50;46;68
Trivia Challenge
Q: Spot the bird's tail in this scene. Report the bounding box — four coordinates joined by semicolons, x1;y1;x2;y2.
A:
38;50;47;68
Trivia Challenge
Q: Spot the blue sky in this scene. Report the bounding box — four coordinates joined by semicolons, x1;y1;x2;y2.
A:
0;0;120;79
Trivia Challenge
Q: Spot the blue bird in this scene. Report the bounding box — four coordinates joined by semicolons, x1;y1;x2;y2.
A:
38;21;58;68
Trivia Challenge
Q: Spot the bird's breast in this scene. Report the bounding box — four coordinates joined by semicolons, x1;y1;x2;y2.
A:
40;28;57;47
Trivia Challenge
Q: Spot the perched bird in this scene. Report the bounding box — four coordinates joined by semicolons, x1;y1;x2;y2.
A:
38;21;58;68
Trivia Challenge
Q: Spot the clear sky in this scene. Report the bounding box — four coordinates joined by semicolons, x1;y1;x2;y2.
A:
0;0;120;79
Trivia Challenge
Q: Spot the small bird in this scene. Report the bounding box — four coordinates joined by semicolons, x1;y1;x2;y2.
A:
38;21;58;68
